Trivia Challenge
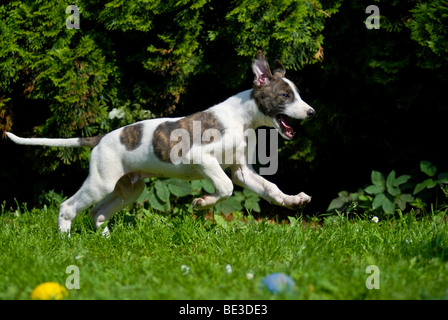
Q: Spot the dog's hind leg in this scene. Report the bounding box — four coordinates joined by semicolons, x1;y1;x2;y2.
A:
58;174;119;234
90;174;145;236
58;144;127;234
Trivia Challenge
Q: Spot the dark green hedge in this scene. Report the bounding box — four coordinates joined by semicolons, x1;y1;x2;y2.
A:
1;0;447;213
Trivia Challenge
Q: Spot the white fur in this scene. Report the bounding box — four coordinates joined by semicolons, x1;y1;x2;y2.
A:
282;78;314;120
6;132;81;147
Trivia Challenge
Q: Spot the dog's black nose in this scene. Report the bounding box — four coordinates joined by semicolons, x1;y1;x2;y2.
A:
307;108;316;118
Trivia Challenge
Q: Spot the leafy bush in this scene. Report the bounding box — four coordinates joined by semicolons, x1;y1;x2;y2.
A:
136;178;261;215
364;170;413;215
408;0;448;64
328;161;448;217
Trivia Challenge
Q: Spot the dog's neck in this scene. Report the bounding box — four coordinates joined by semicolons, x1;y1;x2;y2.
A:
209;89;272;130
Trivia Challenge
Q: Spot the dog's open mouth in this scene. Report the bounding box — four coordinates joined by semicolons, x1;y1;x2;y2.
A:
276;114;296;139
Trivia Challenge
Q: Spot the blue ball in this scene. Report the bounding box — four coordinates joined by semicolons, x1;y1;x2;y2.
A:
261;273;295;294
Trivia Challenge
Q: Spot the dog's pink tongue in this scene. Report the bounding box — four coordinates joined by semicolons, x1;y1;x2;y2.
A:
280;116;294;137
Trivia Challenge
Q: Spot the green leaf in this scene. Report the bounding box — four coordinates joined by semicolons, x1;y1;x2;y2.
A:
327;198;346;211
437;172;448;184
231;191;245;203
358;195;370;201
395;197;406;211
244;198;261;213
243;188;258;199
386;171;400;196
365;185;384;195
245;200;261;213
149;186;170;212
165;179;192;197
155;180;170;202
387;186;401;197
337;191;351;199
386;170;396;190
136;187;151;204
395;174;411;186
413;182;426;195
242;188;261;213
399;193;414;203
215;197;243;213
386;172;400;196
371;170;385;187
413;178;437;194
190;180;204;195
420;161;437;177
396;193;414;211
382;195;396;214
372;193;385;210
201;179;215;194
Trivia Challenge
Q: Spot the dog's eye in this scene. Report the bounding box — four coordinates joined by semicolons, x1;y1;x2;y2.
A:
282;93;290;98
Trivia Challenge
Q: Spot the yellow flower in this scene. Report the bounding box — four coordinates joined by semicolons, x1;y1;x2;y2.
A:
30;282;68;300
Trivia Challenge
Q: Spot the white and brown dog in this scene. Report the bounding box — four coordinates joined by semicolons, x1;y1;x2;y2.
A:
7;51;315;235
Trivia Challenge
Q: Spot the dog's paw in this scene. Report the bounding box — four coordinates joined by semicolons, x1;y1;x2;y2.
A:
282;192;311;209
58;218;72;237
192;196;217;209
297;192;312;204
192;196;207;208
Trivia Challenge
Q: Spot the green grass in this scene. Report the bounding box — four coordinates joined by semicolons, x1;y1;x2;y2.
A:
1;199;448;300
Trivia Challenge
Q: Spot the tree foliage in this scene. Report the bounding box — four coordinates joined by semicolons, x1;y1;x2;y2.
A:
1;0;447;213
408;0;448;64
0;0;333;169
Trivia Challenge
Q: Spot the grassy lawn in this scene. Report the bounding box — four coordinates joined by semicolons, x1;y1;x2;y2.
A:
1;199;448;300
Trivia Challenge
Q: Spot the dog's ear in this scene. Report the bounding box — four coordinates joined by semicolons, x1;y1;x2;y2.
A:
273;60;286;77
252;50;272;86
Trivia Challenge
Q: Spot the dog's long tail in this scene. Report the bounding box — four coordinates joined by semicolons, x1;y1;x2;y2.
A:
6;132;104;148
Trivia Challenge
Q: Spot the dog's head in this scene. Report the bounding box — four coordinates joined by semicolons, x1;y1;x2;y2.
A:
251;51;315;140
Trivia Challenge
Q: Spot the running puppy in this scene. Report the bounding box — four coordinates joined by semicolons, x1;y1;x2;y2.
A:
6;51;315;235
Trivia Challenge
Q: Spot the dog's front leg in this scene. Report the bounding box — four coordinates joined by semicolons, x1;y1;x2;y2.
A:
231;164;311;209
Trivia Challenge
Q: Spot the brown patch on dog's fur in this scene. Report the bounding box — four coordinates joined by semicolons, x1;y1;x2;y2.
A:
78;135;105;148
120;123;143;151
153;112;224;163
